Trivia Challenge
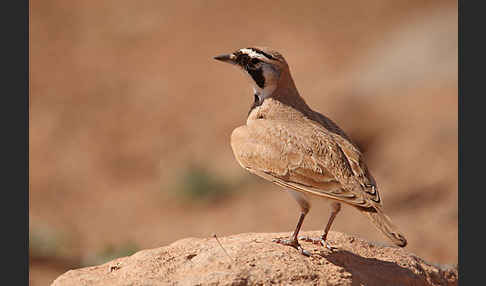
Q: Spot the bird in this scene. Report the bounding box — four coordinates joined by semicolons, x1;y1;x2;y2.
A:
213;47;407;256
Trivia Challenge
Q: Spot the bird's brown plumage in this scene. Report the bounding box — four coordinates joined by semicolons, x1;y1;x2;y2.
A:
218;47;407;248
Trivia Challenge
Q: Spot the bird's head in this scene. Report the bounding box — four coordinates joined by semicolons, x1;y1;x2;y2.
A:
214;47;290;99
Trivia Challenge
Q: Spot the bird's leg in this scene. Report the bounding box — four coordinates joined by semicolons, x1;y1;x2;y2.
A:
299;202;341;250
273;190;311;256
273;212;310;256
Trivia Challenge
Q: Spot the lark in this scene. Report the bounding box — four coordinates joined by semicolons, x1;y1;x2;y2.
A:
214;47;407;256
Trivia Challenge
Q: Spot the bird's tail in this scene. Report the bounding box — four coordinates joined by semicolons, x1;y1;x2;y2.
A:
362;207;407;247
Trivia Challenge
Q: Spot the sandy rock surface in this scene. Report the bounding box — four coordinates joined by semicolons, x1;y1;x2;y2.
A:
51;231;458;286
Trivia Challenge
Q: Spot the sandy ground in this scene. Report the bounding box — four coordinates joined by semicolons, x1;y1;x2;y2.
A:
30;0;457;285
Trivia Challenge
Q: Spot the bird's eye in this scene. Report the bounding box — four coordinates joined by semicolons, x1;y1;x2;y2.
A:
250;58;260;65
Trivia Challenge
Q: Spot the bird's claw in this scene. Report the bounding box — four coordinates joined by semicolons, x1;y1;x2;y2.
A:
298;235;336;251
272;237;311;257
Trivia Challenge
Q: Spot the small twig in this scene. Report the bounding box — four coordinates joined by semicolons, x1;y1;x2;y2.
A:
212;233;234;262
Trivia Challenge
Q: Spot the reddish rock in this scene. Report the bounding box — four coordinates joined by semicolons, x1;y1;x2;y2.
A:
51;231;458;286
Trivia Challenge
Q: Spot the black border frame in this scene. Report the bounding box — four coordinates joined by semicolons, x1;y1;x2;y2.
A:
21;0;464;285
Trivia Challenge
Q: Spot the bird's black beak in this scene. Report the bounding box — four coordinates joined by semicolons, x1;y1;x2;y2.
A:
213;53;237;64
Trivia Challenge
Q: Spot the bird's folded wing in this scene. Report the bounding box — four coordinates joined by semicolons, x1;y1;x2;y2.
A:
325;130;382;205
231;119;381;208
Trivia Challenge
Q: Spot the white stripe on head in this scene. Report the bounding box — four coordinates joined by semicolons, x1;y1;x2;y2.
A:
239;48;270;61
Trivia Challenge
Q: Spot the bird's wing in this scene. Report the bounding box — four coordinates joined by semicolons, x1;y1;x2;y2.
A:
328;131;381;205
231;119;381;208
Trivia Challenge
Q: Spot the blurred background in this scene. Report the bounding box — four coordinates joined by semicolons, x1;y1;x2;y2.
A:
30;0;457;285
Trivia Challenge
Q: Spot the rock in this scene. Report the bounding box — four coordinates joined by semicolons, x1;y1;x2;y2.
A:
51;231;458;286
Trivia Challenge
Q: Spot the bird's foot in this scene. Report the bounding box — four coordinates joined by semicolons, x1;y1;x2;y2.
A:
298;235;336;251
272;237;311;257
